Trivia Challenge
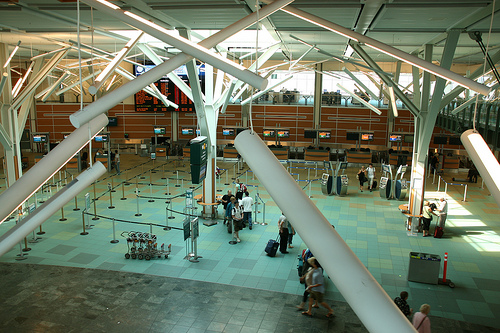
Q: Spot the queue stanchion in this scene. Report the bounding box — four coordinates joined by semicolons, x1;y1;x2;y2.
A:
225;169;229;185
164;206;171;230
168;200;175;219
307;168;310;182
135;189;142;217
23;237;31;252
37;225;45;235
108;183;115;209
148;170;155;202
245;170;248;184
140;164;145;179
308;180;312;198
437;176;441;192
233;164;236;180
73;196;80;211
110;218;119;243
80;210;88;235
59;207;67;221
124;170;130;186
445;182;448;196
175;171;180;187
161;164;166;179
165;178;171;195
111;176;116;192
121;181;127;200
92;182;99;221
315;162;318;178
463;184;468;202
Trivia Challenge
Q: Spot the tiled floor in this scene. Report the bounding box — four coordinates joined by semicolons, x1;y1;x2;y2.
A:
1;155;500;332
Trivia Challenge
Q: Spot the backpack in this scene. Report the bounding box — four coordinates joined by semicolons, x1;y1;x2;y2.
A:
240;183;247;193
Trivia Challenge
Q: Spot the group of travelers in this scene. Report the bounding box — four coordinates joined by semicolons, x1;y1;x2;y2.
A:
220;179;254;243
394;291;432;332
357;163;376;192
421;198;448;237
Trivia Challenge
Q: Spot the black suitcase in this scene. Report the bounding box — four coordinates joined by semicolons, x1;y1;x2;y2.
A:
372;180;377;189
265;239;279;257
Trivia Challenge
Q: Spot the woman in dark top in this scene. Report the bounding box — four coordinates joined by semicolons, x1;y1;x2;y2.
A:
357;166;367;192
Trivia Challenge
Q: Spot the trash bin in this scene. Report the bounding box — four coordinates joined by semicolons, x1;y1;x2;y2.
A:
407;252;441;284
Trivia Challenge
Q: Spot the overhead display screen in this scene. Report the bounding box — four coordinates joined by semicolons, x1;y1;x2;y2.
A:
134;63;205;112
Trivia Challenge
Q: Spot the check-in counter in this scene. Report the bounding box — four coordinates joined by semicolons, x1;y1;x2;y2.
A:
389;153;412;167
223;146;239;159
305;149;330;161
155;147;167;158
443;156;459;170
269;147;289;160
346;150;372;164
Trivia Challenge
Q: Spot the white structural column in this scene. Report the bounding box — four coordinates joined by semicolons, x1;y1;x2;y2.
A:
81;0;267;91
342;67;378;100
234;130;416;333
0;114;108;224
70;0;293;128
0;162;106;258
89;32;144;95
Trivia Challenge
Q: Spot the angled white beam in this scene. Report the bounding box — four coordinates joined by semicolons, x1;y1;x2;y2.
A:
241;75;293;105
114;67;178;108
30;47;71;61
289;44;315;70
342;67;378;100
450;96;479;115
234;130;416;333
268;1;490;95
11;48;69;111
0;72;8;95
137;43;197;102
217;80;236;114
42;71;70;102
0;162;106;258
71;0;294;128
205;63;214;105
82;0;268;90
388;86;398;118
0;113;108;224
88;32;144;95
240;42;281;60
213;61;226;103
0;123;13;150
337;83;382;115
56;70;101;96
232;82;249;103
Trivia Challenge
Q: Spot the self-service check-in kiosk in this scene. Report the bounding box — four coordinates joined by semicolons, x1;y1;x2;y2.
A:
321;172;334;195
380;164;393;199
394;165;408;201
333;161;349;196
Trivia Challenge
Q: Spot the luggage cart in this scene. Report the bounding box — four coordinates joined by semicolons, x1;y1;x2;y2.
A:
122;231;171;260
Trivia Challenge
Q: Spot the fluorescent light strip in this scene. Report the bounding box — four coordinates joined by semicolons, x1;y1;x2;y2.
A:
12;64;33;98
3;41;21;69
56;70;101;96
106;74;117;91
271;2;490;96
337;83;382;115
42;72;71;102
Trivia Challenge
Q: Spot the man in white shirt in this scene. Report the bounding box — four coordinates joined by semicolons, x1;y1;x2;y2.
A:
240;191;254;229
438;197;448;228
367;163;376;192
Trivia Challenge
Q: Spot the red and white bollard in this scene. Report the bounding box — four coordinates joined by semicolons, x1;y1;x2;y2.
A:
443;252;448;283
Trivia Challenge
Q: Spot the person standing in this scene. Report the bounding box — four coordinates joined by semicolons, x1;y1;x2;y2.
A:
278;213;289;254
301;258;334;318
231;200;244;242
412;304;431;333
235;178;246;201
357;166;367;192
114;150;120;174
287;220;295;249
421;201;437;237
366;163;376;191
437;197;448;229
226;197;235;233
221;190;234;225
240;191;254;229
394;291;413;318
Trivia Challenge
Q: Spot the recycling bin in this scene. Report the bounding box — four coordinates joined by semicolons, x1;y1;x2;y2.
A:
407;252;441;285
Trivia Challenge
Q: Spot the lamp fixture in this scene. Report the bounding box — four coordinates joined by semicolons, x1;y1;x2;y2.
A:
3;41;21;69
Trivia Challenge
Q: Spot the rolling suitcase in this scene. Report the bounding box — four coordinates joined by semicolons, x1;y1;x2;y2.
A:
265;238;279;257
372;180;377;189
434;226;444;238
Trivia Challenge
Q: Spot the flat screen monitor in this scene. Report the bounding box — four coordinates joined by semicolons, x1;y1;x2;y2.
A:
94;134;109;142
318;131;331;139
304;130;316;139
449;137;462;146
404;135;414;143
222;128;235;136
154;127;166;135
434;136;448;145
389;134;402;142
108;117;118;127
263;129;276;137
33;134;47;143
181;128;194;135
361;133;373;141
277;130;290;138
346;132;359;141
